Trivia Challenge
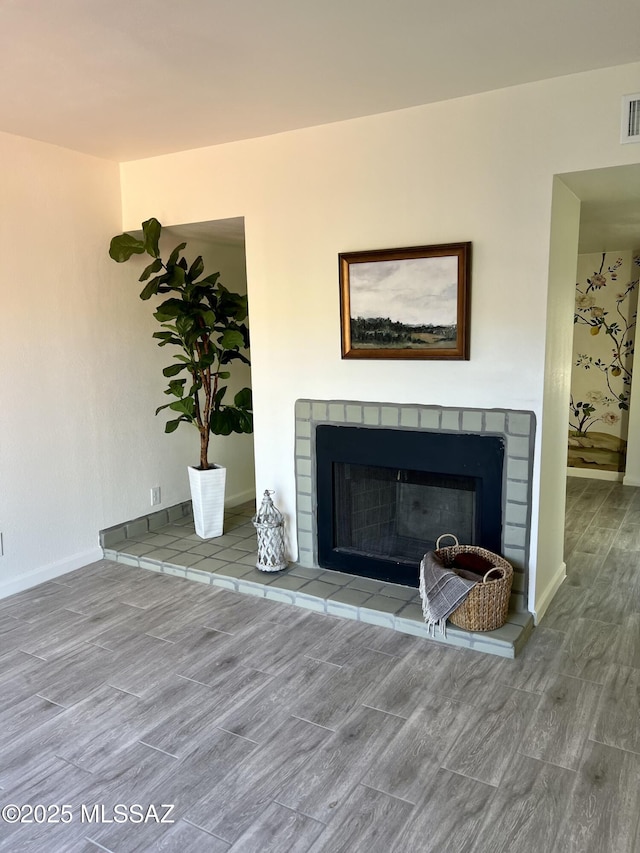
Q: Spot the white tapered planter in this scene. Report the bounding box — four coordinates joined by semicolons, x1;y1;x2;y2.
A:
188;464;226;539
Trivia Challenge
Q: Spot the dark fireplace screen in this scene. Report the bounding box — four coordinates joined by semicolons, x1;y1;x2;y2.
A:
316;425;504;587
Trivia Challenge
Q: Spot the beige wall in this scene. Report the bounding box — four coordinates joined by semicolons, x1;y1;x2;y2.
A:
0;134;222;596
0;131;119;593
536;177;580;619
120;62;640;616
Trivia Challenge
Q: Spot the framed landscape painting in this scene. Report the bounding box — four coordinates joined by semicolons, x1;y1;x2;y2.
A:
339;242;471;360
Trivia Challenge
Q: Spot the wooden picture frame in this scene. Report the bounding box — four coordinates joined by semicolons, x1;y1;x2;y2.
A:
339;242;471;360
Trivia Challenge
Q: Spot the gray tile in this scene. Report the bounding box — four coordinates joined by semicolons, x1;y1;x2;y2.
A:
615;613;640;666
227;801;324;852
287;564;323;580
142;547;182;563
539;583;589;630
553;618;621;683
317;570;353;586
490;625;565;693
188;542;226;557
196;557;237;574
362;647;461;718
290;647;398;728
136;533;180;548
163;552;204;568
307;785;414;853
362;594;406;615
274;705;406;822
581;580;633;625
346;577;386;594
216;561;256;579
471;753;576;853
328;586;374;607
397;602;424;622
380;583;418;600
266;573;311;592
519;672;603;770
297;580;341;598
552;740;640;853
591;664;640;755
392;768;495;853
211;548;246;562
442;683;541;785
362;700;469;802
184;716;333;843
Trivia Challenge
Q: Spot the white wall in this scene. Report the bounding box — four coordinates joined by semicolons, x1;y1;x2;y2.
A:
536;177;580;620
120;62;640;613
0;133;211;597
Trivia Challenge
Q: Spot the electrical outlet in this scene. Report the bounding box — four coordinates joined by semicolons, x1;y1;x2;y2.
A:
150;487;161;506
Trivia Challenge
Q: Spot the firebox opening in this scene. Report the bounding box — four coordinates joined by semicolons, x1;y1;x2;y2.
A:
316;425;504;587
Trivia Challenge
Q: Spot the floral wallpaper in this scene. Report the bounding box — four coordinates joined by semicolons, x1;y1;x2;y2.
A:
569;250;639;472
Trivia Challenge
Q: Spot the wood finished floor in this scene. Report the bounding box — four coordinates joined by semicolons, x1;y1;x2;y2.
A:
0;477;639;852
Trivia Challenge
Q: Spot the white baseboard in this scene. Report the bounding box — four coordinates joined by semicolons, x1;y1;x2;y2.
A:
567;467;623;482
623;475;640;487
226;488;256;509
533;561;566;625
0;546;104;600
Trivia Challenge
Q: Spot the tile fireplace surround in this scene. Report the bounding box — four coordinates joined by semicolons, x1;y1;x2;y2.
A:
295;398;536;617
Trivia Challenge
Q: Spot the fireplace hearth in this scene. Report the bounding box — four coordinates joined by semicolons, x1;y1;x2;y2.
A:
295;399;535;613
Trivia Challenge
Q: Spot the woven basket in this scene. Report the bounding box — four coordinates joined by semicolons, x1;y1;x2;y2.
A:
434;534;513;632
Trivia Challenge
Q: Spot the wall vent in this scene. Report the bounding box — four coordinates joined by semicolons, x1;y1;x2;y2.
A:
621;93;640;143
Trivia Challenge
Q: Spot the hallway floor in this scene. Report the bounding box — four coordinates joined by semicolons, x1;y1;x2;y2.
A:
0;478;638;851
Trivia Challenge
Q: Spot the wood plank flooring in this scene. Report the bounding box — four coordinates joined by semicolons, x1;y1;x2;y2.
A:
0;477;639;851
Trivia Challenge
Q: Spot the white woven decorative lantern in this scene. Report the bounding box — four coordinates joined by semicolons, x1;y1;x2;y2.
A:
252;490;288;572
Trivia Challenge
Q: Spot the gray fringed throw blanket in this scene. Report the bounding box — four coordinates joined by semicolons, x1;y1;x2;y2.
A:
419;551;477;637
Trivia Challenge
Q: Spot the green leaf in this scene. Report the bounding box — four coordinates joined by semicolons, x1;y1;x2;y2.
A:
140;276;162;300
188;256;204;282
163;363;185;377
165;417;185;433
167;242;187;267
139;257;163;282
220;329;245;350
221;351;251;366
169;398;195;418
166;379;186;397
142;218;161;258
234;387;252;409
210;409;233;435
166;265;186;288
236;409;253;433
200;272;220;286
213;386;227;406
109;233;145;262
154;298;188;321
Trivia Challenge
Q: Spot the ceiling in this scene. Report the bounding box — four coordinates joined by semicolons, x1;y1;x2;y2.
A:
1;0;639;163
3;2;638;251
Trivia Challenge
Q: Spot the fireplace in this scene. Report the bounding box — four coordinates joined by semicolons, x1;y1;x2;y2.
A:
295;400;535;613
316;424;504;586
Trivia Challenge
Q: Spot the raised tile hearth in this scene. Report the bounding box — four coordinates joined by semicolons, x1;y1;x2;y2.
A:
295;399;536;615
101;502;533;658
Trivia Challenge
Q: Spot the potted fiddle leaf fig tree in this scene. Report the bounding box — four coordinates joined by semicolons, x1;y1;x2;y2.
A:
109;217;253;538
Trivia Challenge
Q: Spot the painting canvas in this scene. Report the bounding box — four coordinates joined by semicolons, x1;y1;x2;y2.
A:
339;243;471;360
